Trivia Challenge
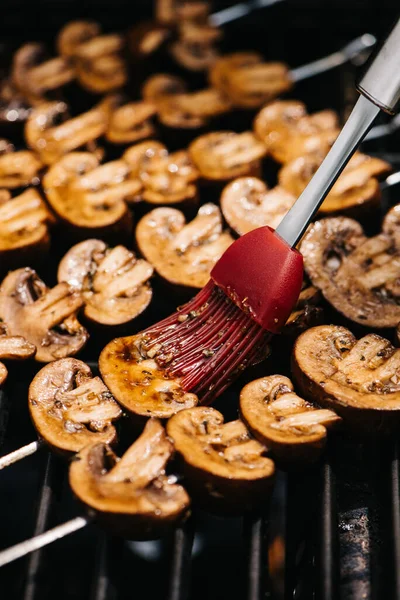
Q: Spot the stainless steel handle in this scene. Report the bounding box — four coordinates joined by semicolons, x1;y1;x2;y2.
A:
357;18;400;114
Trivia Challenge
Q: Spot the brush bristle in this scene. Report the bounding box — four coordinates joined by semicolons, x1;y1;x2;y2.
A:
141;281;271;404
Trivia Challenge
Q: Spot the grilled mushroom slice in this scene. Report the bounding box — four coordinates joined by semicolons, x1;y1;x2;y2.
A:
221;177;296;235
0;268;88;362
99;334;198;420
253;100;339;164
25;100;109;165
0;322;36;386
240;375;341;464
157;88;232;130
29;358;121;454
69;418;190;538
106;100;157;144
279;152;391;215
127;21;171;61
58;239;153;326
0;188;54;272
283;282;323;336
0;139;42;189
293;325;400;436
300;208;400;328
43;152;132;240
210;53;292;109
167;407;274;512
73;35;127;94
142;74;187;104
170;21;221;72
57;21;102;58
189;131;267;181
136;203;233;288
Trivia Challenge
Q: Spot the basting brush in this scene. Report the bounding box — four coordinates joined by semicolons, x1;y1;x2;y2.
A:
138;20;400;404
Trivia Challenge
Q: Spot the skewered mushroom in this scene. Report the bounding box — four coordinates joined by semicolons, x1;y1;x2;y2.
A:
29;358;121;454
293;325;400;436
240;375;341;464
0;322;36;386
167;407;274;512
0;268;88;362
99;334;198;420
0;139;42;189
136;203;233;288
300;207;400;328
57;21;102;58
69;418;190;538
170;20;221;72
58;239;154;326
106;100;157;145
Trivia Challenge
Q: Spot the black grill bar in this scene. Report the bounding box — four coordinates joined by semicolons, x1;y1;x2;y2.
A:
167;517;195;600
90;535;117;600
391;443;400;600
243;510;271;600
316;460;339;600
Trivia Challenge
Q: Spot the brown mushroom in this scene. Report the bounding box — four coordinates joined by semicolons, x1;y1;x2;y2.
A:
127;21;171;61
220;176;296;235
292;325;400;436
156;0;210;25
240;375;341;464
0;268;88;362
189;131;267;181
136;203;233;288
57;21;101;58
279;152;391;216
167;407;274;513
157;88;232;130
43;152;132;240
0;188;54;272
98;334;198;420
253;100;339;164
25;100;109;165
58;239;153;326
170;21;221;72
0;322;36;386
106;100;157;145
142;74;187;104
73;34;127;94
0;139;42;189
69;418;190;538
29;358;121;454
283;282;323;336
300;208;400;328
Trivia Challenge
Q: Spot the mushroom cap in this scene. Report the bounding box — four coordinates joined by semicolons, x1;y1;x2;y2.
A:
29;358;121;454
142;74;187;103
69;418;190;539
300;209;400;328
106;100;157;144
220;176;296;235
0;143;42;189
99;334;198;420
283;282;323;336
170;22;220;72
0;325;36;386
58;239;153;326
136;203;233;288
57;21;101;57
189;131;267;181
167;407;274;513
157;88;232;130
240;375;341;464
0;268;88;362
292;325;400;436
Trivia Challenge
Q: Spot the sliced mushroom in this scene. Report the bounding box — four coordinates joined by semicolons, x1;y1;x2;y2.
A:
136;203;233;288
106;100;157;144
69;418;190;538
29;358;121;454
58;239;153;326
127;21;171;60
279;152;391;215
221;177;296;235
300;208;400;328
25;100;109;165
73;34;127;94
0;140;42;188
167;407;274;512
170;21;221;72
0;188;54;272
156;0;210;25
0;322;36;386
0;268;88;362
157;88;232;130
57;21;101;58
43;152;132;238
240;375;341;464
293;325;400;436
283;282;323;336
98;334;198;419
189;131;267;181
253;100;339;164
142;74;187;104
210;53;292;109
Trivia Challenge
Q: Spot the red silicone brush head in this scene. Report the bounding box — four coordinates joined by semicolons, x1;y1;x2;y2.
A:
211;226;304;334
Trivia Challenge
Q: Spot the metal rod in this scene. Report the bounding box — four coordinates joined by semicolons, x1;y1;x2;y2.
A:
391;443;400;599
0;440;43;470
316;461;339;600
365;113;400;141
90;535;117;600
243;511;271;600
210;0;285;27
167;518;195;600
0;516;90;568
291;34;376;83
381;171;400;190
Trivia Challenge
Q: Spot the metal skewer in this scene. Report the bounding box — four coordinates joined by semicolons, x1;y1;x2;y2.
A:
210;0;286;27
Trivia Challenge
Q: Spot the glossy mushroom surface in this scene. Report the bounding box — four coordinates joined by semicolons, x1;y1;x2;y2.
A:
106;100;157;144
136;203;233;288
0;139;42;189
58;239;153;326
69;418;190;538
283;282;323;336
0;268;88;362
0;322;36;386
167;406;274;512
29;358;121;454
293;325;400;436
240;375;341;464
300;207;400;328
99;334;198;420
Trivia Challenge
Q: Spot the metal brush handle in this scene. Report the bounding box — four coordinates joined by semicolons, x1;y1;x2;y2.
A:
357;18;400;114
